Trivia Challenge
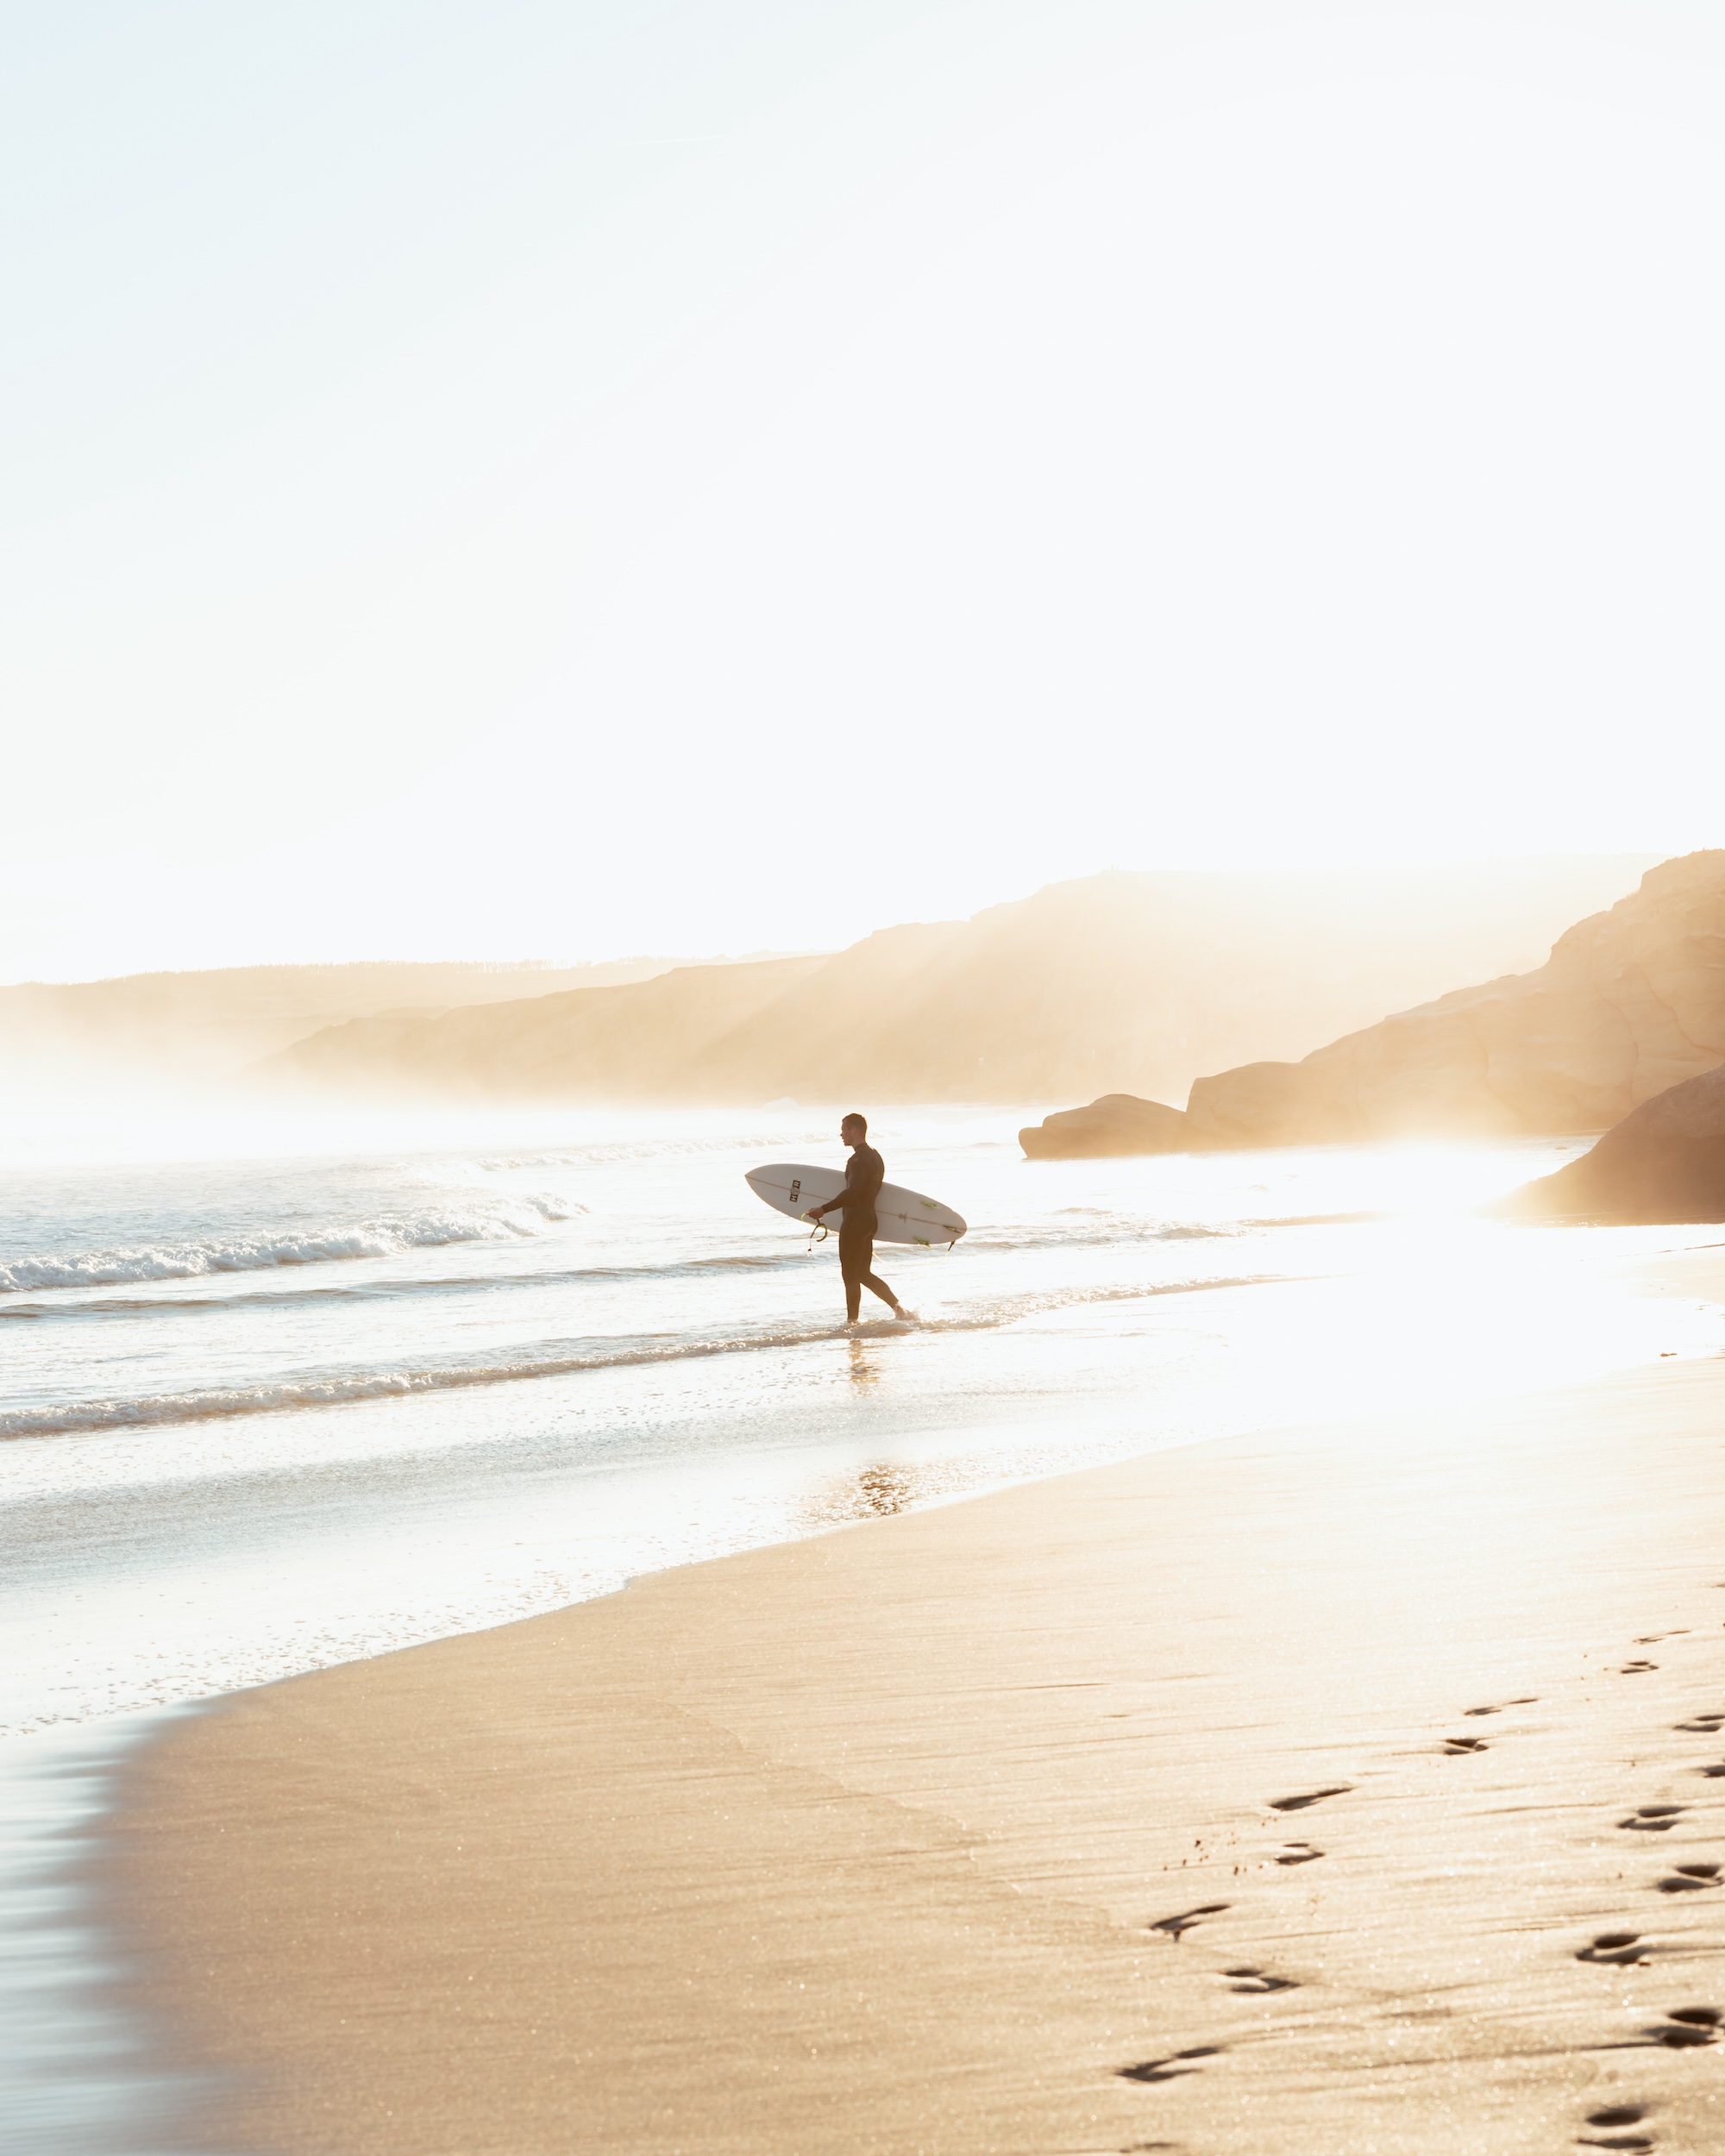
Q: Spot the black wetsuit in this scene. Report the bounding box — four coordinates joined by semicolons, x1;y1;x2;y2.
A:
834;1143;898;1320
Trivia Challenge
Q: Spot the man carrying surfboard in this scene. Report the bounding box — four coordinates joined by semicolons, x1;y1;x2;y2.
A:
807;1113;911;1326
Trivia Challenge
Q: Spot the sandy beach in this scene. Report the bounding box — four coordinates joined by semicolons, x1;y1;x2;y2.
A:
16;0;1725;2142
108;1251;1725;2155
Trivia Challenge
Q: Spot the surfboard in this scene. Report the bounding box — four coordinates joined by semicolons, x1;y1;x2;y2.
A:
744;1163;968;1248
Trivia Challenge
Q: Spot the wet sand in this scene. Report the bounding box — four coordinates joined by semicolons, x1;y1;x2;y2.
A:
110;1252;1725;2154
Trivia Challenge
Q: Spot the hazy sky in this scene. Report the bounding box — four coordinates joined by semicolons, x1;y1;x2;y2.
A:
6;0;1723;980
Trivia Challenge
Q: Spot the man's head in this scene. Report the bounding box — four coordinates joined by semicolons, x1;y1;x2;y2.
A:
840;1112;867;1148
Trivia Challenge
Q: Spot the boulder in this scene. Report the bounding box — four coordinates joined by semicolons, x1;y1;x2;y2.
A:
1185;851;1725;1146
1497;1061;1725;1222
1019;1094;1191;1160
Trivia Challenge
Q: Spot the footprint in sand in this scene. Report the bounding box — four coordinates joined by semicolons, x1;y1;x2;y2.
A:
1150;1902;1230;1940
1618;1660;1659;1675
1577;2102;1654;2151
1635;1633;1690;1645
1655;1863;1721;1895
1274;1841;1323;1865
1221;1965;1299;1995
1619;1807;1686;1833
1442;1735;1489;1756
1117;2044;1223;2084
1578;1931;1651;1966
1642;2005;1721;2048
1268;1786;1351;1813
1672;1712;1723;1733
1463;1696;1540;1717
1698;1763;1725;1779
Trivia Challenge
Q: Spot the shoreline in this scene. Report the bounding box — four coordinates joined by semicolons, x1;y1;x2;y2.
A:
0;1712;198;2156
104;1250;1725;2153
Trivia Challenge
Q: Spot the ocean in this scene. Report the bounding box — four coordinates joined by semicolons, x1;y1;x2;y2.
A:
3;1100;1723;2148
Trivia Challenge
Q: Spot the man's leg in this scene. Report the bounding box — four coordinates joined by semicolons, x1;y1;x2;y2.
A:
844;1232;899;1314
861;1263;898;1311
839;1235;864;1323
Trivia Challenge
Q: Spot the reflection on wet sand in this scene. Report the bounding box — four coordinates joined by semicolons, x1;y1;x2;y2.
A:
854;1463;913;1514
804;1460;921;1526
846;1338;881;1392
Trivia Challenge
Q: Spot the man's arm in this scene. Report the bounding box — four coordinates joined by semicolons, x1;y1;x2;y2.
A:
815;1156;854;1225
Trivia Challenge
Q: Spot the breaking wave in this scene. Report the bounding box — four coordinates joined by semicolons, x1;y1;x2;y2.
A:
0;1196;580;1296
0;1274;1282;1439
0;1250;825;1323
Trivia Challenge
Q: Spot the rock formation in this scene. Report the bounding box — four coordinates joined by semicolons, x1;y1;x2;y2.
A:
1497;1062;1725;1221
1185;852;1725;1145
1019;1094;1190;1159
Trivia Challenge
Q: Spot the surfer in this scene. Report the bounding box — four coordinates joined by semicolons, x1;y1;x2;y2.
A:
807;1113;911;1326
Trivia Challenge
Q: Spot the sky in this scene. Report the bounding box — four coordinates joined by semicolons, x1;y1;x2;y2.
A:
4;0;1723;981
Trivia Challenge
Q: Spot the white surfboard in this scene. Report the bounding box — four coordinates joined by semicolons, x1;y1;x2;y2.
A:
745;1163;967;1248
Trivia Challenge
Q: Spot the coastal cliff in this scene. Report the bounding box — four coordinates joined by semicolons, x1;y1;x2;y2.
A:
1184;851;1725;1145
0;957;686;1107
248;858;1655;1108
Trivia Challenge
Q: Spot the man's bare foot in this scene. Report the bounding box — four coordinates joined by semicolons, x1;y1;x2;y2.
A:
892;1305;914;1322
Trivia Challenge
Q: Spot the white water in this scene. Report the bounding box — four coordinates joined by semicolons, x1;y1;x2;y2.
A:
3;1101;1723;2149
